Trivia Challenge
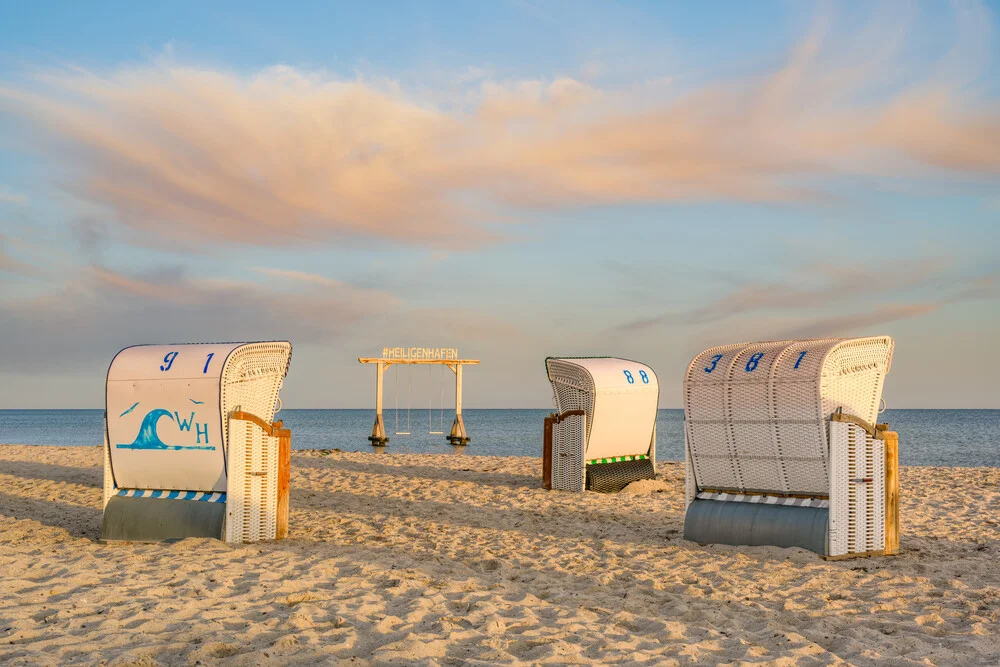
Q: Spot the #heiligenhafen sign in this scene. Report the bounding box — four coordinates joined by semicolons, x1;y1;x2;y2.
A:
381;347;459;360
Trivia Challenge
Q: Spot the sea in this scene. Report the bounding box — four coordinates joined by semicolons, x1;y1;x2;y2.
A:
0;409;997;468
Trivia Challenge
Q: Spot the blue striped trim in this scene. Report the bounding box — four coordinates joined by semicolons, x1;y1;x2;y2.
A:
116;489;226;503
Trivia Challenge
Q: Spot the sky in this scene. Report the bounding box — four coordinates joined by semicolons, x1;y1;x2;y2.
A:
0;0;998;409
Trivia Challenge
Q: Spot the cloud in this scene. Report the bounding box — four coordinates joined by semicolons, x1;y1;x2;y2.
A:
0;247;32;275
0;187;27;205
254;267;344;287
0;3;996;249
616;257;951;331
776;303;941;339
0;234;36;275
0;265;398;371
608;255;1000;346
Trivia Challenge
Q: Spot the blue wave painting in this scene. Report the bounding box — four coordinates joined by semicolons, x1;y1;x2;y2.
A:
116;409;216;451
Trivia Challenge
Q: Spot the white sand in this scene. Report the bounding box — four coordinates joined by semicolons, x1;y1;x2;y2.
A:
0;445;998;666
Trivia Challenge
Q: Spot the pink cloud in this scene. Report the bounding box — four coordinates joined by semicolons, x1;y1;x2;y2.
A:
254;268;344;288
0;4;997;248
0;234;36;276
0;186;28;205
0;264;400;370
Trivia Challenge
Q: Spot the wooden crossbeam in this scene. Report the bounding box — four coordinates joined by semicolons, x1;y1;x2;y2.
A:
358;358;480;365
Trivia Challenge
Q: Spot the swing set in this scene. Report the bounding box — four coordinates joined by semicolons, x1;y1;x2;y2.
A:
359;352;480;447
392;364;447;436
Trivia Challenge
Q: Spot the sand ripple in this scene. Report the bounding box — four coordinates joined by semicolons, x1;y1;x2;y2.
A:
0;445;997;665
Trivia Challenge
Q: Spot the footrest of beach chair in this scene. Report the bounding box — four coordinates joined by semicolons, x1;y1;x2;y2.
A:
585;458;655;493
101;495;226;543
683;499;829;556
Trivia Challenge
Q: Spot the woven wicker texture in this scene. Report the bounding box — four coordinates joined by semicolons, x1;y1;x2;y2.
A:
221;342;290;544
684;337;893;496
828;420;885;557
551;413;586;492
220;342;292;457
546;360;597;443
225;418;280;543
586;459;655;493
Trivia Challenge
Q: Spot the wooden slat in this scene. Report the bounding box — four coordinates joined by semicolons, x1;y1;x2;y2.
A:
276;431;291;540
883;430;900;555
553;409;585;423
358;358;480;365
542;415;554;490
830;411;877;437
230;411;291;438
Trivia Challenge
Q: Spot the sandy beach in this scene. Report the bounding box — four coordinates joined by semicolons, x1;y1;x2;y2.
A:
0;445;998;666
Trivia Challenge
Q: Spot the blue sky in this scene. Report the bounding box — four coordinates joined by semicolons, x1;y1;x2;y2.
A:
0;0;998;409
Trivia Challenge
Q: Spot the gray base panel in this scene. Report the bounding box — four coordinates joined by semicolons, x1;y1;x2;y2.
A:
683;499;828;556
585;459;655;493
101;496;226;543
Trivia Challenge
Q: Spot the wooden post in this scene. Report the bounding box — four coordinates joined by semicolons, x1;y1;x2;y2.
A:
274;421;292;540
368;361;389;446
376;361;384;415
883;430;900;555
448;363;470;445
543;414;555;489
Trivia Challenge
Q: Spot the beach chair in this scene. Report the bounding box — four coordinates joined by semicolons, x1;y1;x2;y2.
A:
543;357;658;493
683;337;900;558
101;342;293;544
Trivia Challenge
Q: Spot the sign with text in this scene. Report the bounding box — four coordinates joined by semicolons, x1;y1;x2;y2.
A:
381;347;459;360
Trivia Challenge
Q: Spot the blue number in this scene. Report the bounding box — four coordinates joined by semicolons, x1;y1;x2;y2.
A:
793;351;807;369
639;370;649;384
745;352;764;372
623;370;634;384
704;354;723;373
160;351;178;372
203;353;215;374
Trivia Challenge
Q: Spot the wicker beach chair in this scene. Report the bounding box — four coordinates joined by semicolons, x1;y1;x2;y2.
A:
543;357;659;493
682;337;899;558
101;342;293;544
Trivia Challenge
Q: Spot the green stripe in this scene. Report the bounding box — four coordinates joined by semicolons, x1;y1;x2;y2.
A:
586;454;649;465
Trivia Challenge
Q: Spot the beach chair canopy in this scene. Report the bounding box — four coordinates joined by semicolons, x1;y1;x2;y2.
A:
684;336;893;497
106;342;292;494
545;356;658;461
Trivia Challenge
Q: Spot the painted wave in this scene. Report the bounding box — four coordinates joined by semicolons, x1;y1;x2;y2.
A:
116;408;215;451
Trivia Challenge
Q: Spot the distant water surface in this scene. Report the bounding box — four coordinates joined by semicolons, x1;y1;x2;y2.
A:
0;409;997;467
